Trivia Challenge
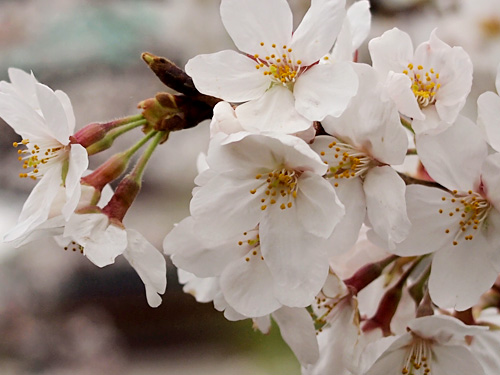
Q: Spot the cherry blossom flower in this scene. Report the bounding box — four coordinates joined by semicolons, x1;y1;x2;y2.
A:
1;68;88;242
175;133;344;308
393;115;500;310
364;315;486;375
477;63;500;152
185;0;358;134
369;28;473;134
311;64;410;252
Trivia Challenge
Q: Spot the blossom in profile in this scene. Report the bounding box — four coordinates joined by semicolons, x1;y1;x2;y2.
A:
369;28;472;134
1;68;88;242
185;0;358;134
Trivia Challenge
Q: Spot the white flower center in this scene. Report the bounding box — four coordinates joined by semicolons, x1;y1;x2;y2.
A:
439;190;491;246
402;335;433;375
318;140;374;186
13;138;67;180
403;64;441;108
253;42;304;88
237;230;264;263
249;167;299;211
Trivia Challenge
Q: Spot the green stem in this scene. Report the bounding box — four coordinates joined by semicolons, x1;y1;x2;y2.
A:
123;130;158;159
86;119;147;155
129;131;167;183
406;148;417;155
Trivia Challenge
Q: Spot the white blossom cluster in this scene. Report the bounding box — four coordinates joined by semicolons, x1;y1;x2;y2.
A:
2;0;500;373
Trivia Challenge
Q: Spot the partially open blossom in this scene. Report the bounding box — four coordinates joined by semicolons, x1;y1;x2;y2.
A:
1;68;88;242
185;0;358;134
369;28;472;134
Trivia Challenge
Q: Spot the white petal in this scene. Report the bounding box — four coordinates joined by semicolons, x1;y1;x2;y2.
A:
253;315;272;334
365;346;408;375
496;63;500;94
325;178;366;257
5;166;62;242
55;90;76;134
477;91;500;152
35;83;71;144
210;101;244;137
185;50;270;102
364;167;410;250
178;270;220;303
384;72;424;121
123;229;167;308
7;68;38;108
429;235;498;310
412;105;449;135
409;315;485;343
470;331;500;375
346;0;371;51
297;171;344;238
431;345;485;375
0;92;49;139
481;153;500;211
220;0;292;56
273;307;319;365
236;86;312;134
190;173;263;243
290;0;346;65
394;185;460;256
220;249;281;317
294;62;358;120
165;217;247;277
7;216;66;248
62;144;89;220
369;28;413;77
260;207;329;307
416;115;488;192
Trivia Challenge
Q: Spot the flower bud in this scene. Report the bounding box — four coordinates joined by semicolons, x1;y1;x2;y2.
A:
81;152;130;191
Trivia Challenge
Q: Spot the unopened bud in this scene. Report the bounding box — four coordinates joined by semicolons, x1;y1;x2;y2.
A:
81;152;130;191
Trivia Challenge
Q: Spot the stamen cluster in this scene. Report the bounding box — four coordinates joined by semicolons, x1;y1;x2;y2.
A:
13;138;65;180
254;42;303;87
250;168;299;211
403;63;441;108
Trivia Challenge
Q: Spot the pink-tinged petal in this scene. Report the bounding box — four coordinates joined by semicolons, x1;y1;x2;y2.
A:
165;217;247;277
177;270;220;303
7;68;38;107
123;229;167;308
185;50;269;102
429;235;498;310
477;91;500;152
364;167;410;250
35;83;71;144
190;173;263;243
62;144;89;220
384;72;424;121
290;0;346;65
431;345;485;375
481;153;500;211
394;185;460;256
294;62;358;120
369;28;413;76
297;171;344;238
253;315;272;334
273;307;319;365
220;248;281;317
220;0;292;56
0;92;49;139
54;90;76;134
260;208;329;307
326;178;366;257
236;86;312;134
416;115;488;192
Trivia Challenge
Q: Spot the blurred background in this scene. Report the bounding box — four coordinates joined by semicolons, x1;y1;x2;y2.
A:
0;0;499;373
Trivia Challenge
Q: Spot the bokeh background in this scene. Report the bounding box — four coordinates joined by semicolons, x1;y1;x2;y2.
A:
0;0;499;373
